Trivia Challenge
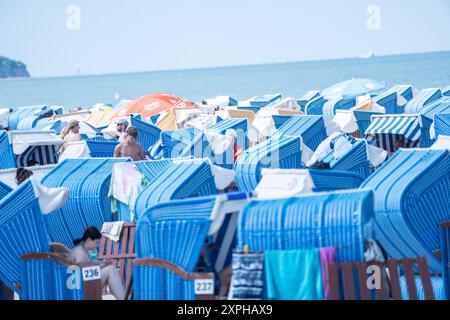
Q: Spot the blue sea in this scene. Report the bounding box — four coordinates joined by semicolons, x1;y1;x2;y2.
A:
1;51;450;109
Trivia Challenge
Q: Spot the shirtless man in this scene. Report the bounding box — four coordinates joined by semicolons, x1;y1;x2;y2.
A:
114;127;144;161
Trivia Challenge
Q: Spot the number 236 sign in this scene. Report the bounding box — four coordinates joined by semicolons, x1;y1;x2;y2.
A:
82;266;101;281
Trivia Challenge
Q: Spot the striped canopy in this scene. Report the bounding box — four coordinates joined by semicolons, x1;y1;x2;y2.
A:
365;115;422;152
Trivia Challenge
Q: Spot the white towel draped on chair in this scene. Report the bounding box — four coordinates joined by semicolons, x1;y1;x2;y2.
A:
58;141;91;162
101;221;125;242
30;178;69;214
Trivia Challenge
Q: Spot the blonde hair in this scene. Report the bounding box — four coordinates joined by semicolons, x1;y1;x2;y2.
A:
60;126;70;139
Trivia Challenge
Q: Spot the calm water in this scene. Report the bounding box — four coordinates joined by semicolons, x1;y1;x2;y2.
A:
1;51;449;109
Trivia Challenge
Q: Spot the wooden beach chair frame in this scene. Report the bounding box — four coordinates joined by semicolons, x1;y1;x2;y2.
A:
133;258;215;300
98;222;136;300
327;257;435;300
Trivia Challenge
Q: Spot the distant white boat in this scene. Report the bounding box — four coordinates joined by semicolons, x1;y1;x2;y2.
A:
360;52;375;59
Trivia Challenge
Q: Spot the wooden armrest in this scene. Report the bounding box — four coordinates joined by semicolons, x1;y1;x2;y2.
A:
134;258;215;300
50;242;71;255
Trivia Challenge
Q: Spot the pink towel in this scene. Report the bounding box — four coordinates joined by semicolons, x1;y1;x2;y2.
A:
319;246;337;300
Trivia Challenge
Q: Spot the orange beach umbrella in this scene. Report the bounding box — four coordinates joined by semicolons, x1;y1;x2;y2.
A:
115;93;196;118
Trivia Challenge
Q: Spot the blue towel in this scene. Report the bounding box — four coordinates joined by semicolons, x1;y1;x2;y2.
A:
264;249;323;300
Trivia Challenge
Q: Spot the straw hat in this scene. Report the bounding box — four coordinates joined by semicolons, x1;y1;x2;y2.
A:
67;120;80;130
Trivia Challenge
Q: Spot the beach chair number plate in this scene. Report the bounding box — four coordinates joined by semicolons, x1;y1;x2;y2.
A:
82;266;101;281
194;279;214;295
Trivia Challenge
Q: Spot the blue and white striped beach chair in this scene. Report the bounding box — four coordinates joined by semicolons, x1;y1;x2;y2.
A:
7;105;47;130
86;139;119;157
133;193;252;300
304;96;327;115
20;253;86;300
404;88;442;114
361;149;450;273
207;118;248;150
319;138;371;178
297;91;321;112
419;97;450;129
276;115;327;151
0;130;63;169
41;158;130;247
237;189;373;262
234;135;303;192
250;94;282;108
365;114;433;151
373;91;397;114
309;169;365;192
435;113;450;137
322;98;357;124
352;110;383;136
0;181;50;294
133;159;218;220
161;128;208;159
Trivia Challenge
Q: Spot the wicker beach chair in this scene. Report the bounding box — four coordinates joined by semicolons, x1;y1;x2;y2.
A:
133;159;217;220
404;88;442;114
372;91;398;114
207;118;248;150
161;127;209;159
133;193;252;300
20;252;103;300
309;169;365;192
365;114;433;151
7;105;47;130
321;98;357;125
361;149;450;273
317;139;371;178
435;113;450;137
297;91;321;113
234;135;303;192
0;181;50;294
237;189;373;262
86;139;119;157
41;158;130;247
276;115;327;151
304;95;327;115
419;97;450;130
0;130;63;169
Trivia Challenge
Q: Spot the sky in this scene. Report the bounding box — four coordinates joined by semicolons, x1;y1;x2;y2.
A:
1;0;450;78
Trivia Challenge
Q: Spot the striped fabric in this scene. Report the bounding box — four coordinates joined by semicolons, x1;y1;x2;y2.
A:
16;145;59;168
361;149;450;273
435;113;450;137
365;115;422;152
404;88;442;114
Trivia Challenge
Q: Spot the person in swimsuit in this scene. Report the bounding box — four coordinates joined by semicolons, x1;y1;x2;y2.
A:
114;127;144;161
60;120;83;153
68;226;125;300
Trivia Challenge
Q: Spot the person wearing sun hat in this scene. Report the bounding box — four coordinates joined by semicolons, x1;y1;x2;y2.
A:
116;118;129;142
60;120;83;153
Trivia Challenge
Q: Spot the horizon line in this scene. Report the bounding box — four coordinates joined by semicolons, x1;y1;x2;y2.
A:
7;49;450;81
